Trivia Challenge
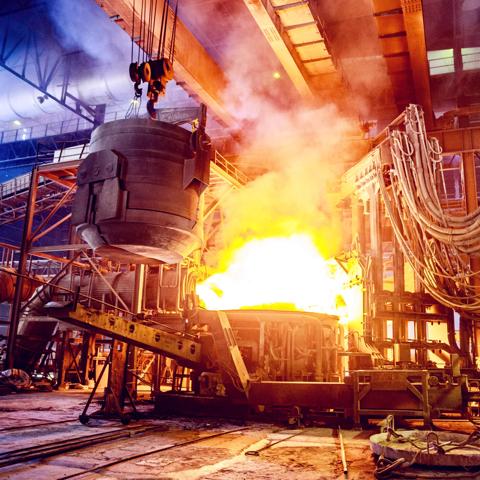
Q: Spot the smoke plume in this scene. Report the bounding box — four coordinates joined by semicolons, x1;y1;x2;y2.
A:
46;0;133;64
204;13;361;270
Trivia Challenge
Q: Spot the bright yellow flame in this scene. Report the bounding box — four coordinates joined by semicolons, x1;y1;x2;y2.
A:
272;71;281;79
197;234;362;322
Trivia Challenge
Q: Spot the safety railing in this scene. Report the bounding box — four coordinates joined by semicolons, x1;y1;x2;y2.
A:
1;143;247;209
212;150;250;186
0;142;89;202
0;173;33;199
0;109;127;145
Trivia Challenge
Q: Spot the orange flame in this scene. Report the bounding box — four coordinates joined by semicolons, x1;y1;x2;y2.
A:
197;234;362;323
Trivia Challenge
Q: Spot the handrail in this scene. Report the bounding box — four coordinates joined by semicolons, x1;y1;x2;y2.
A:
0;109;126;145
212;150;250;186
0;143;89;201
1;145;247;203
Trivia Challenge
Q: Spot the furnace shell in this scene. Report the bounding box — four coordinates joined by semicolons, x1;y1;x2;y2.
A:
72;118;208;263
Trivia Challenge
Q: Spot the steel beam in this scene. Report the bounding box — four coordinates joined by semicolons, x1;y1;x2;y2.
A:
248;381;352;409
0;28;103;125
368;186;383;342
104;340;130;414
0;242;87;268
242;0;313;98
67;304;202;368
217;311;250;393
95;0;234;126
400;0;434;128
6;167;38;368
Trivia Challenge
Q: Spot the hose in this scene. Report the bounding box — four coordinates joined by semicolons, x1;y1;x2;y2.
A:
374;104;480;317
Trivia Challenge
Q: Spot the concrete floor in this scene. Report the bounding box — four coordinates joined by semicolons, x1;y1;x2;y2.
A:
0;391;478;479
0;391;377;479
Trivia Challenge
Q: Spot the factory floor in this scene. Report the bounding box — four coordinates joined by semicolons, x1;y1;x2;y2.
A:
0;391;377;479
0;391;477;479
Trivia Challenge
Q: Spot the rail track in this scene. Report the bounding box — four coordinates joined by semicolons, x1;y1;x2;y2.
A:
0;421;254;478
0;423;165;468
0;418;77;432
0;422;354;479
61;425;252;479
59;425;351;479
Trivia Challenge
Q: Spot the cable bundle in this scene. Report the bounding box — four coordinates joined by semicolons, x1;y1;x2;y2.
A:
376;104;480;314
127;0;178;119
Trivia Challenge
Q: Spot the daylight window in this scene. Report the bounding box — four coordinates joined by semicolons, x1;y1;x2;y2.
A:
462;47;480;71
428;49;454;75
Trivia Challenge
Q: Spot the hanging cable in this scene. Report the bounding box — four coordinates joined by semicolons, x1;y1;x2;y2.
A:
374;104;480;316
146;0;152;58
169;0;178;63
149;0;158;59
128;0;178;119
161;0;169;59
131;0;135;64
157;0;167;59
139;0;145;63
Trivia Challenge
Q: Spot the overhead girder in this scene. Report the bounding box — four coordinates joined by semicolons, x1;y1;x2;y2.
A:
242;0;348;101
241;0;314;99
0;27;104;126
372;0;433;127
95;0;235;127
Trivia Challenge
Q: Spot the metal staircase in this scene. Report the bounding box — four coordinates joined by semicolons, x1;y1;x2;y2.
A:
0;143;89;226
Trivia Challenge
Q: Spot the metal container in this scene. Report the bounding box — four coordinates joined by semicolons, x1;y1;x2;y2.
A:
0;269;41;303
72;118;209;263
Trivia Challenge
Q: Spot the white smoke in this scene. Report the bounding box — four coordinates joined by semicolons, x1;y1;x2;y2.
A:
201;9;363;268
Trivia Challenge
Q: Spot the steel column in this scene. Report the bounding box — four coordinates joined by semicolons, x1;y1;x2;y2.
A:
79;332;95;385
132;264;146;314
104;340;129;414
367;187;382;343
5;167;38;368
400;0;434;128
463;150;478;365
392;235;407;362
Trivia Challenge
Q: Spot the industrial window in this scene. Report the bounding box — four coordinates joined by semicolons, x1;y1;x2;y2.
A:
410;348;416;362
427;49;454;75
386;320;393;340
407;321;416;340
437;154;464;202
475;152;480;201
461;47;480;71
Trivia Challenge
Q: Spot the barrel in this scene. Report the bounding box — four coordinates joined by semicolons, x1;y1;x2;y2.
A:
72;118;209;264
0;269;41;303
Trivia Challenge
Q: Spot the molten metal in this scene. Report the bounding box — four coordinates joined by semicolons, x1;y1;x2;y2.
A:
197;234;361;321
